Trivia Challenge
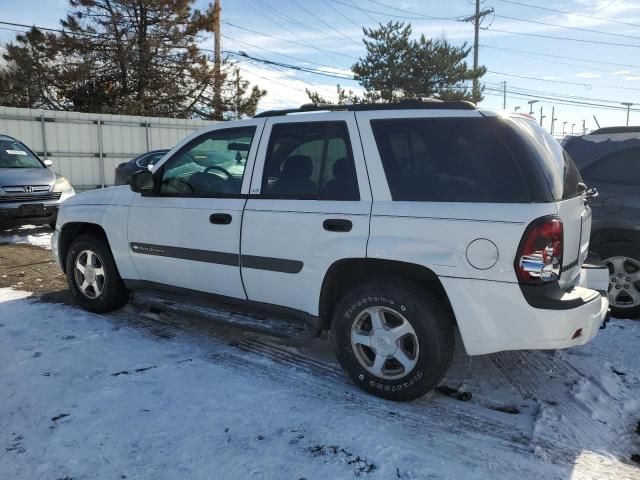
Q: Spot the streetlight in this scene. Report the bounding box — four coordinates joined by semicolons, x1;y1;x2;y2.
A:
562;121;568;136
571;123;576;134
621;102;633;126
528;100;539;114
514;106;521;112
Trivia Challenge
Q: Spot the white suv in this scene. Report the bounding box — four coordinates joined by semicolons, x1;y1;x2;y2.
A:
52;101;610;401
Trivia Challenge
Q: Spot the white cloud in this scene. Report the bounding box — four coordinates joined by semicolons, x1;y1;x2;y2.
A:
577;72;601;78
613;70;631;75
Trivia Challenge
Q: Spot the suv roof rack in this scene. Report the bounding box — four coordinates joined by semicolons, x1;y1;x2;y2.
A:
589;126;640;135
253;98;476;118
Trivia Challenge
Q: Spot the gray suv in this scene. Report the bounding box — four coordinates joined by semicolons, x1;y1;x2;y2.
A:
564;127;640;318
0;134;75;230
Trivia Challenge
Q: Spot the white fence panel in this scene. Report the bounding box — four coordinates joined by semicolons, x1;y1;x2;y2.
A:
0;107;215;189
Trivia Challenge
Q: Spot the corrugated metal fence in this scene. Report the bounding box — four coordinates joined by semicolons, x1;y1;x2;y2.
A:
0;107;215;189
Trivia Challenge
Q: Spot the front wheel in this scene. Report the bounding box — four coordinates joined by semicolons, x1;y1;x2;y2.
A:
65;234;129;313
330;279;455;402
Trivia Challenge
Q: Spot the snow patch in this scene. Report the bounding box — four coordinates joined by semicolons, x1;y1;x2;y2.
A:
0;225;52;249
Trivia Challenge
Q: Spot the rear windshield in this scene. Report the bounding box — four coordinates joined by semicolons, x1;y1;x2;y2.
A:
370;117;532;203
0;139;43;168
509;118;583;200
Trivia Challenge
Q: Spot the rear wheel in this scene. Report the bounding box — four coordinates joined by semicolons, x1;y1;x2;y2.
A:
594;242;640;319
65;234;129;313
330;278;454;401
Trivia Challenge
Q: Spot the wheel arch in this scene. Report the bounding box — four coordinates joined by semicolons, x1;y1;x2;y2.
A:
590;227;640;251
319;258;456;328
59;222;110;273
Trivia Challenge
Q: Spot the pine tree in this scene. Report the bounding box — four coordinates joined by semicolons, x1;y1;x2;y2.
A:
352;22;485;103
0;0;267;118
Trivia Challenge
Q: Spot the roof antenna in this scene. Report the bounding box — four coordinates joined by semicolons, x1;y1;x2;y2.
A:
592;115;601;129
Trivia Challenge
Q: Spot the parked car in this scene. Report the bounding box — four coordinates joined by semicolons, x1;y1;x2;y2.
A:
563;127;640;319
51;101;610;401
114;149;169;185
0;134;75;230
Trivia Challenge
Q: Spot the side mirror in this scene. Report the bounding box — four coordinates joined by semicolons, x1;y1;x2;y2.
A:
130;169;155;194
43;159;53;167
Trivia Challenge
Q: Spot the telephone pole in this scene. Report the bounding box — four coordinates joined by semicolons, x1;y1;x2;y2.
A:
528;99;538;114
539;106;545;127
550;106;557;135
502;81;507;109
460;1;494;104
621;102;633;126
213;0;223;121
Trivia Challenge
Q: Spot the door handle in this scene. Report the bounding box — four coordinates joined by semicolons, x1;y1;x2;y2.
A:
210;213;232;225
323;219;352;232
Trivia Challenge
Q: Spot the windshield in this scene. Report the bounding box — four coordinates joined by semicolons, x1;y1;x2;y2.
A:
0;139;44;168
510;118;583;200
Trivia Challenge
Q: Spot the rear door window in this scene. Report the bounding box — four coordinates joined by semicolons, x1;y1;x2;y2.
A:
261;122;359;200
581;147;640;185
370;117;531;202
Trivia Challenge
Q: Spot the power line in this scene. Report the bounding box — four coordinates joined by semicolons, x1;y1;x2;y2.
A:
320;0;365;29
493;0;640;29
223;21;359;60
486;26;640;48
487;70;640;93
325;0;458;21
224;50;354;80
250;0;360;47
480;44;640;71
289;0;360;45
487;70;590;87
221;34;349;70
494;13;640;41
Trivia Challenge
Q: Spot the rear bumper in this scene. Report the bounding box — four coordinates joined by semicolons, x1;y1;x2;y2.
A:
441;269;609;355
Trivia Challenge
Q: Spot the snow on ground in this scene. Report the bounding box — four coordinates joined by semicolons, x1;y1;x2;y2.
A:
0;286;638;480
0;225;52;249
1;231;639;479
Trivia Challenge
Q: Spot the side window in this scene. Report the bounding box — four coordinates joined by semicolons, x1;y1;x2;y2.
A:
582;147;640;185
159;127;255;196
370;118;531;203
261;122;359;200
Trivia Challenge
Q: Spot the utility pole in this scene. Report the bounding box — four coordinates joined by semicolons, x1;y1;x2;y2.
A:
571;123;576;134
539;106;545;127
562;121;567;136
502;81;507;109
528;99;539;114
550;106;557;135
621;102;633;126
213;0;223;121
582;119;586;134
460;1;494;104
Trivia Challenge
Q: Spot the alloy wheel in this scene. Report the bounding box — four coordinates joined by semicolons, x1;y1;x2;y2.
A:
350;306;419;380
74;249;106;299
605;256;640;309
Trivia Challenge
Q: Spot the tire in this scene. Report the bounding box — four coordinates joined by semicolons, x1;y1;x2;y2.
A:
49;222;57;230
592;242;640;319
65;234;130;313
330;278;455;402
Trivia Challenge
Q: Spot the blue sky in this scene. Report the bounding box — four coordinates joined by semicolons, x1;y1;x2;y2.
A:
2;0;640;133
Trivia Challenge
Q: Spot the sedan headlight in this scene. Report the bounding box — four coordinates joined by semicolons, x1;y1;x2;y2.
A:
53;176;74;193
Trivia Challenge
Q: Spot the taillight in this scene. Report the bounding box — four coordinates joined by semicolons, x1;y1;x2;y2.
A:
515;216;563;284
